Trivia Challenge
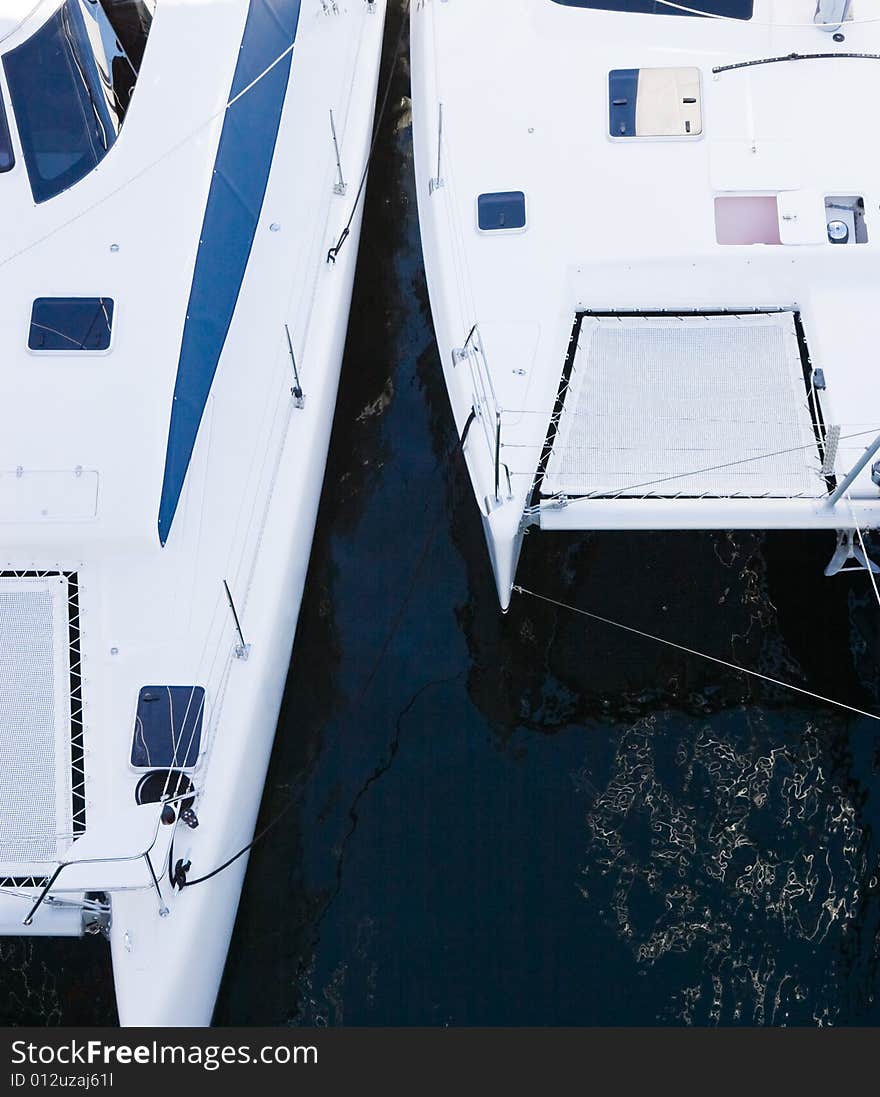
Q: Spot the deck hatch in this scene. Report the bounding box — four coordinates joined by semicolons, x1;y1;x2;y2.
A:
609;67;701;138
539;312;823;500
0;573;82;877
131;686;205;770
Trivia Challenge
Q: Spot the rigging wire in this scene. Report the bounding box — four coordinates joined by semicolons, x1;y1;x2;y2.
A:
512;584;880;723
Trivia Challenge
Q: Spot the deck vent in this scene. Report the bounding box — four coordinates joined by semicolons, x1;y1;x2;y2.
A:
609;67;702;138
131;686;205;770
28;297;114;351
477;191;527;232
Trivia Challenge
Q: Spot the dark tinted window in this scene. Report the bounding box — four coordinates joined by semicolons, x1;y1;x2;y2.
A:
4;0;154;202
131;686;205;769
29;297;114;351
552;0;753;17
478;191;527;231
95;0;156;115
0;93;13;173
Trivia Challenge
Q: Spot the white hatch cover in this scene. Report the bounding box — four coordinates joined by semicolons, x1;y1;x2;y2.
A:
541;312;823;499
0;575;76;875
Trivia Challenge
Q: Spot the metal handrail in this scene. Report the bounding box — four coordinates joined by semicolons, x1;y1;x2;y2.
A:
457;324;505;502
22;789;195;925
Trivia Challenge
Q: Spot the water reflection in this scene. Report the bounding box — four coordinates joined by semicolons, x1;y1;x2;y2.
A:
579;710;880;1024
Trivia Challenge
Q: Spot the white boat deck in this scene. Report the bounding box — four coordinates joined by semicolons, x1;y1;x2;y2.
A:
412;0;880;603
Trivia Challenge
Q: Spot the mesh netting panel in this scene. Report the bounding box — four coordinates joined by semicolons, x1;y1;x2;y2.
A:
0;580;71;866
542;313;822;498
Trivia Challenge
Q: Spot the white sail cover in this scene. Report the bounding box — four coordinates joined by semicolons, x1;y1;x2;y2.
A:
542;312;823;499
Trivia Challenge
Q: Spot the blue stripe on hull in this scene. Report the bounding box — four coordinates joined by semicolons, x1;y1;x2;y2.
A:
158;0;302;544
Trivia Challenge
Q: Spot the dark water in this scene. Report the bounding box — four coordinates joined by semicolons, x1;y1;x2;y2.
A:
5;3;880;1027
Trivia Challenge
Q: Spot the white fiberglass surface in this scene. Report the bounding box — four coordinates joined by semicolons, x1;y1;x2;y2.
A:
542;313;822;499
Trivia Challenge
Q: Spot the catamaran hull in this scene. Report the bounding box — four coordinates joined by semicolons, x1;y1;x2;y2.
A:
106;14;385;1029
411;1;880;608
0;0;385;1027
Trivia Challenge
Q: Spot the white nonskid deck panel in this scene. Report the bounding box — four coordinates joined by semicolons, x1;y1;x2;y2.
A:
541;313;822;499
0;575;73;875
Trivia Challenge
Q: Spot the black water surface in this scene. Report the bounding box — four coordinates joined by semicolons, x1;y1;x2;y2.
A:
5;1;880;1027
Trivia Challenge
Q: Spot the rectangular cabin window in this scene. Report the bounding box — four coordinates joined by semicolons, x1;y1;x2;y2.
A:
0;92;14;173
131;686;205;770
28;297;114;351
477;191;527;232
4;0;155;202
552;0;753;17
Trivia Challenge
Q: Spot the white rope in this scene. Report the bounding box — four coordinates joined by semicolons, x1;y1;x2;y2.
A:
513;584;880;722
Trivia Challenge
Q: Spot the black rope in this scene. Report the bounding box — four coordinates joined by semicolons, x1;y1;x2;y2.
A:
713;51;880;73
459;407;477;450
327;1;410;265
171;795;298;889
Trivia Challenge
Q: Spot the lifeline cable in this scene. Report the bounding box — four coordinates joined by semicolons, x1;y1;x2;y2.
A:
713;51;880;73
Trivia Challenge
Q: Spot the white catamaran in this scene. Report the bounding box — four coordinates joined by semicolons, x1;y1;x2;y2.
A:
0;0;386;1025
412;0;880;608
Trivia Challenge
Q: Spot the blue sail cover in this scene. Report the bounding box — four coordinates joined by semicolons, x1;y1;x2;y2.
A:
158;0;302;544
